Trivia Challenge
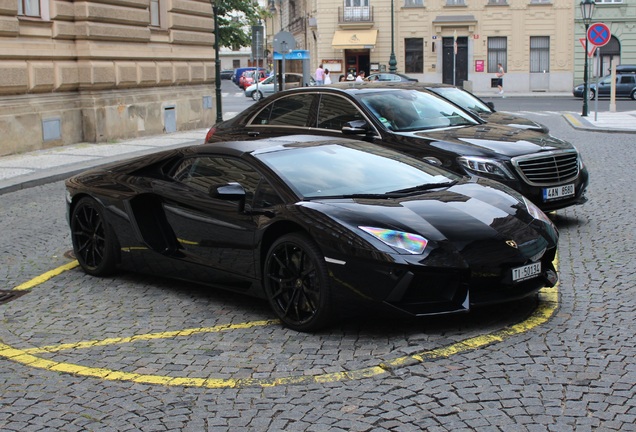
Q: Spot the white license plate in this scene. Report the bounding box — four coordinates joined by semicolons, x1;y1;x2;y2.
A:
512;262;542;283
543;184;575;201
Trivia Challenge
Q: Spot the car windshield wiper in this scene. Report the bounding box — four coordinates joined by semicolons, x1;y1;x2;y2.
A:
388;181;457;194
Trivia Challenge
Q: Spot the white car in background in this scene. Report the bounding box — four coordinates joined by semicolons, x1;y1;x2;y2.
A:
245;73;314;101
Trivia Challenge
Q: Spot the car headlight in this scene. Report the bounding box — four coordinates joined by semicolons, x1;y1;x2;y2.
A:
523;197;553;226
457;156;515;180
359;226;428;255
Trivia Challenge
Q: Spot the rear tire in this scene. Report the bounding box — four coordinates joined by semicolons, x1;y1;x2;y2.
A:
263;233;332;332
631;89;636;101
589;89;596;100
70;197;118;276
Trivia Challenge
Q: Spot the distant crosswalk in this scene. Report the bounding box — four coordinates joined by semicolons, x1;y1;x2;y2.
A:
222;92;247;98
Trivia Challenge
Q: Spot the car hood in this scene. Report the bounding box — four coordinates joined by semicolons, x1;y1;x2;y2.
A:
304;180;557;261
407;123;572;158
478;111;549;133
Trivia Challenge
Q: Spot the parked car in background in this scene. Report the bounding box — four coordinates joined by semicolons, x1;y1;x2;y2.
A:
424;83;549;133
206;82;588;211
220;69;234;80
367;73;418;82
573;64;636;100
240;69;268;90
245;73;315;101
232;67;265;86
66;135;558;332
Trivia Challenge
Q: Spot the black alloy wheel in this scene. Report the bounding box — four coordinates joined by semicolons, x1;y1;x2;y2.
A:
71;197;118;276
264;233;332;332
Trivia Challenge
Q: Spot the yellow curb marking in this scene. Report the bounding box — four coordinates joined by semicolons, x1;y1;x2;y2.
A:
2;259;559;388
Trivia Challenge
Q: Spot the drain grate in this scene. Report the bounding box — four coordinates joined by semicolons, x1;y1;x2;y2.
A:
0;290;27;305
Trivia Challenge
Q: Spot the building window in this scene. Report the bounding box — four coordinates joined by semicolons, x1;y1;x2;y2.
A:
344;0;371;21
488;0;507;4
487;37;507;73
595;0;622;3
446;0;465;5
405;38;423;73
404;0;423;6
18;0;40;17
529;0;550;3
530;36;550;73
150;0;160;26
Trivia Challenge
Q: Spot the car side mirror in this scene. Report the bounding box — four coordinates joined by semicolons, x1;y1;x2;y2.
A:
342;119;370;135
210;182;246;212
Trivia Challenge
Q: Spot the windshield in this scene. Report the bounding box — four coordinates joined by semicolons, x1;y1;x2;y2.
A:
430;87;492;114
255;143;460;199
356;89;480;132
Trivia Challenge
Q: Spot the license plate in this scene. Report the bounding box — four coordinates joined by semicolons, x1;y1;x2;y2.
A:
543;184;575;201
512;262;542;283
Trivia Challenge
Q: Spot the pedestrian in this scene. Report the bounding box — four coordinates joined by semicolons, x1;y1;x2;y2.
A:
324;68;332;84
355;70;365;82
339;74;345;82
315;63;325;85
496;63;505;95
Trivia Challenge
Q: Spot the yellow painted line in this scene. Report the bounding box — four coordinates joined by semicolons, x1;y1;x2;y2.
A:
563;113;584;128
23;320;279;354
2;258;560;388
12;261;79;291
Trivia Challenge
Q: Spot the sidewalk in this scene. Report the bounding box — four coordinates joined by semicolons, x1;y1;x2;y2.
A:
1;106;635;196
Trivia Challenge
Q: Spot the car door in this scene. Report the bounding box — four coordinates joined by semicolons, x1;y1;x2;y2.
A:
616;74;635;97
242;93;318;140
154;155;262;280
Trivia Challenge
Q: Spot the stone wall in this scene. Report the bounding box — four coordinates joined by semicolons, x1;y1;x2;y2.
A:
0;0;218;156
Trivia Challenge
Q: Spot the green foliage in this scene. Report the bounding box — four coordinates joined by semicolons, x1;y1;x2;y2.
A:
213;0;269;51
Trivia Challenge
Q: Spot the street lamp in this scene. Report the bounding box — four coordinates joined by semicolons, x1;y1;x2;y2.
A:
388;0;397;73
581;0;595;117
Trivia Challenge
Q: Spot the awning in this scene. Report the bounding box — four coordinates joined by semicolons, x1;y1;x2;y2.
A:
332;30;378;49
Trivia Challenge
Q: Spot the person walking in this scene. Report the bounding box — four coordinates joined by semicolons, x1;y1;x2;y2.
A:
315;64;325;85
496;63;505;95
324;68;332;84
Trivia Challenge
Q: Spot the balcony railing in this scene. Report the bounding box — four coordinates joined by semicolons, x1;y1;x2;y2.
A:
338;6;374;24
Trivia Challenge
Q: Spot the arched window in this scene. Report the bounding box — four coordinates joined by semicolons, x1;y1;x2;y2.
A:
595;35;621;78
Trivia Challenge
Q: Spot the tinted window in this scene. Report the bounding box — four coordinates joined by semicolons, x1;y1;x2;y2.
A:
251;94;314;127
317;94;365;130
172;157;261;204
256;143;459;199
620;76;635;84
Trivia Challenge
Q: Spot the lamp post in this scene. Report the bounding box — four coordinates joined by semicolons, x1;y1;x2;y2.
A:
581;0;595;117
212;4;223;123
388;0;397;73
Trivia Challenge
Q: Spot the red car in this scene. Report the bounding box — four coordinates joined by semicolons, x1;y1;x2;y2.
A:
239;69;267;90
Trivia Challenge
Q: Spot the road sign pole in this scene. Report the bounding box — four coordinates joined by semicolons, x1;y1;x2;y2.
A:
582;23;590;117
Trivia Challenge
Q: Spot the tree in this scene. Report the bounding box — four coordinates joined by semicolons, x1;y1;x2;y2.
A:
212;0;268;51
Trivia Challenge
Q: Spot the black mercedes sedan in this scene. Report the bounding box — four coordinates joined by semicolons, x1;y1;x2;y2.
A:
423;83;549;133
66;135;558;332
206;82;588;212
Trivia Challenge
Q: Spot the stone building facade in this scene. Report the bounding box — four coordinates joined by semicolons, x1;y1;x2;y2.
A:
268;0;578;94
0;0;217;156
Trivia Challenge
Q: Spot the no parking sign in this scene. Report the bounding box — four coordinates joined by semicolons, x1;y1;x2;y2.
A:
587;23;611;47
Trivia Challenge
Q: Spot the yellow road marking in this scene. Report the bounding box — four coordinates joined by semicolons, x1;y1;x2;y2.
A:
3;259;560;388
12;261;79;291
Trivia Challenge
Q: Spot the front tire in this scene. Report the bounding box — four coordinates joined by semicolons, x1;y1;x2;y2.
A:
252;90;263;101
589;89;596;100
631;89;636;101
264;233;332;332
70;197;118;276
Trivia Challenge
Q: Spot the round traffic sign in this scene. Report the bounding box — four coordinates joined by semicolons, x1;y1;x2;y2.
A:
587;23;611;47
